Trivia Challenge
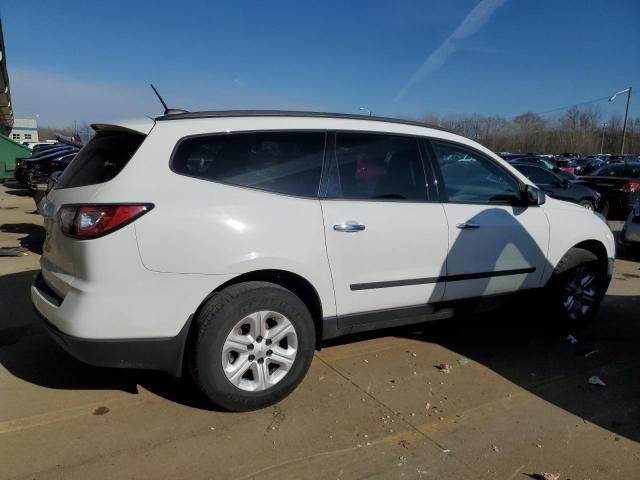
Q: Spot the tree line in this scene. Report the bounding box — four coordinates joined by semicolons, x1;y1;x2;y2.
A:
38;108;640;155
419;107;639;155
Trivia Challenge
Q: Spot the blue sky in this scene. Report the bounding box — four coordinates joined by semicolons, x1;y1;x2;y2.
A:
1;0;639;126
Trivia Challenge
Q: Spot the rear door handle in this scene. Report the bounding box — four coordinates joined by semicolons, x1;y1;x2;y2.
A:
456;222;480;229
333;223;366;232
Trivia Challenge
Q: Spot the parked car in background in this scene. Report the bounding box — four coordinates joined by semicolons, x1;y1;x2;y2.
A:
506;156;577;181
573;157;605;176
554;158;577;175
22;140;57;150
511;163;600;210
30;153;77;208
577;161;640;218
32;111;614;411
31;142;61;154
621;197;640;254
15;145;79;184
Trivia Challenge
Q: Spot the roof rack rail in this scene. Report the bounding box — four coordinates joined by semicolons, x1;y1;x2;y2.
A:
154;110;454;133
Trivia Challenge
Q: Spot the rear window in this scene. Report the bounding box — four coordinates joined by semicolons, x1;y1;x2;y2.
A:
171;131;326;198
56;131;145;189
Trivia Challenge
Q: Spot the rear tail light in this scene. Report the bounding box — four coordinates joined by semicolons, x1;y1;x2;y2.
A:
59;204;153;239
619;181;640;193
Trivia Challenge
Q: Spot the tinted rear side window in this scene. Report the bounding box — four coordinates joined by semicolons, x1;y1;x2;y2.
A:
56;131;145;189
172;131;326;198
323;133;426;201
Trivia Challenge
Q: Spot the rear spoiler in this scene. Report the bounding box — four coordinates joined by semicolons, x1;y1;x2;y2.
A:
91;117;155;135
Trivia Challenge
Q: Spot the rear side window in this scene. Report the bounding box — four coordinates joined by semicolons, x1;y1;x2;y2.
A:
172;131;326;198
56;131;145;189
324;133;427;201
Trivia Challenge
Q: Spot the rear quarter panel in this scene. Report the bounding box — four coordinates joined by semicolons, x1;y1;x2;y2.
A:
95;119;337;318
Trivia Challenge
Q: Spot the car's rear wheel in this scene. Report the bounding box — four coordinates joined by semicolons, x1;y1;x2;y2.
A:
189;281;316;411
547;248;605;329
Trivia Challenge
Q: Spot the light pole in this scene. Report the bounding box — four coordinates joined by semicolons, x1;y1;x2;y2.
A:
359;107;372;117
600;122;607;154
609;87;632;155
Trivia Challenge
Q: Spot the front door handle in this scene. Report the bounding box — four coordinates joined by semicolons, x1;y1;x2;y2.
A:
333;223;366;232
456;222;480;229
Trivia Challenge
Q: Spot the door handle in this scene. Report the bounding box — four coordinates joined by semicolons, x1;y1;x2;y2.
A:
333;223;366;232
456;222;480;229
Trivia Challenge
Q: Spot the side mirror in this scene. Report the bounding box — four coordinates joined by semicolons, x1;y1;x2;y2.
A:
525;184;546;205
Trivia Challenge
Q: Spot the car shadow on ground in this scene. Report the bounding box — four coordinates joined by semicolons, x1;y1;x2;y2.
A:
0;223;46;254
4;189;32;197
326;291;640;444
2;268;639;434
0;269;221;411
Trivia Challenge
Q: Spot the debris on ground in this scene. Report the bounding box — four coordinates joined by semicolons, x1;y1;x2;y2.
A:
425;402;431;411
441;448;451;454
566;334;578;344
457;357;469;366
0;247;27;257
491;444;499;452
396;455;407;466
540;473;560;480
398;439;409;449
588;375;607;387
93;406;110;415
584;349;600;358
435;363;452;374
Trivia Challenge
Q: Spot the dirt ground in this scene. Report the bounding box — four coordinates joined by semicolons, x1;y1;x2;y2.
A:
1;183;639;480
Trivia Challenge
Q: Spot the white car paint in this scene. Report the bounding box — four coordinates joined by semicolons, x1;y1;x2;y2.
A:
32;113;615;344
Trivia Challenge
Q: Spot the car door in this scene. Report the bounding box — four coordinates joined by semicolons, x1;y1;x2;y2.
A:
320;132;449;326
427;140;550;301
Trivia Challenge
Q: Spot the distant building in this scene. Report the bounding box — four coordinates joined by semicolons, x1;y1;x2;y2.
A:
9;118;38;143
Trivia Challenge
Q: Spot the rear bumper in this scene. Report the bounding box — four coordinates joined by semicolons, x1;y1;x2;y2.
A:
32;272;191;376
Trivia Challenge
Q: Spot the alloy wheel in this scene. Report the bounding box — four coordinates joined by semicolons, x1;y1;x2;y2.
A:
562;266;597;320
221;310;298;392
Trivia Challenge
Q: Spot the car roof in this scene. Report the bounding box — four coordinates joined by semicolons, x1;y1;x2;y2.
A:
153;110;455;133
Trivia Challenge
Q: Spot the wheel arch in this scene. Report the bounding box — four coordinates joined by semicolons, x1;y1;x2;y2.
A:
192;269;325;348
551;239;610;282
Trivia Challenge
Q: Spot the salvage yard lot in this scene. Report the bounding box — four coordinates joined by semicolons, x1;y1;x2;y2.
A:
1;183;639;480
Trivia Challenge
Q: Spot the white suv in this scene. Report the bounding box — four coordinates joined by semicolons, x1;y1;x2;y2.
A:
32;111;615;411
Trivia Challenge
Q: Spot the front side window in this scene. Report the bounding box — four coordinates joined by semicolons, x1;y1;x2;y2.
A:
172;131;326;198
431;141;521;204
324;132;426;201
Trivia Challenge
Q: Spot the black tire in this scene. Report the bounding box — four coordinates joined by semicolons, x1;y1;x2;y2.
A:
188;281;316;411
546;248;605;330
578;199;595;211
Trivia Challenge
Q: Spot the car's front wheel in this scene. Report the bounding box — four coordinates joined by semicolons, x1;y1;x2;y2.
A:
189;281;316;411
547;248;605;329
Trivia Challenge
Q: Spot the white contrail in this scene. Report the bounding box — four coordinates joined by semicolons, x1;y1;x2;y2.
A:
395;0;508;101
